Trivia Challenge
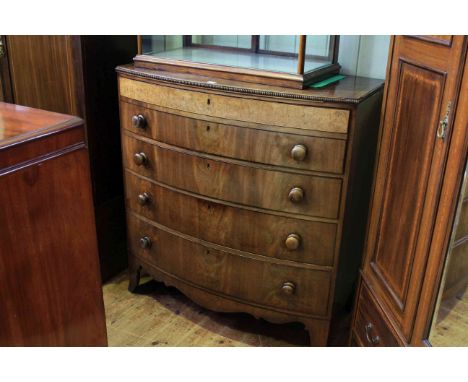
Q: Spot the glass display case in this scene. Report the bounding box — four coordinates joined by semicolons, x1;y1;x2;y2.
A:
135;35;340;89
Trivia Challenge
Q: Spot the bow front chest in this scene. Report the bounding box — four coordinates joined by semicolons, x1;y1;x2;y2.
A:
117;65;383;345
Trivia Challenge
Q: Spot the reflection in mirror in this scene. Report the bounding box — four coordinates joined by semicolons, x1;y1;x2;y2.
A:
429;157;468;346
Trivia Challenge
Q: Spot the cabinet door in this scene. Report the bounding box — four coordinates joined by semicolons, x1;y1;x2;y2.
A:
0;36;13;102
362;35;467;341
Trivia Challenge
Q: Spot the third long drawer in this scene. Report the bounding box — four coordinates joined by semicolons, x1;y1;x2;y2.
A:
124;171;338;267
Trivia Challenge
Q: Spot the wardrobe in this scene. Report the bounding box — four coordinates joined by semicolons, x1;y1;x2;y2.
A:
351;35;468;346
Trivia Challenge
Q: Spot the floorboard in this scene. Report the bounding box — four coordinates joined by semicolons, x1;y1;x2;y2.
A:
103;272;312;347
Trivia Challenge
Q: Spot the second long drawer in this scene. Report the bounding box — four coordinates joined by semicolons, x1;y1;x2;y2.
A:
122;132;342;219
125;171;338;266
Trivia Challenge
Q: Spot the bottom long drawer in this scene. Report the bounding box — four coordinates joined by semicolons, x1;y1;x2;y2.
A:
128;213;332;317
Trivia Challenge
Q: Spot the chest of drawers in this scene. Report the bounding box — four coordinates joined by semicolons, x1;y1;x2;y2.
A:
117;66;384;345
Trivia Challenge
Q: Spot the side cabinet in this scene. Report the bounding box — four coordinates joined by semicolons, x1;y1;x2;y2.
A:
0;35;137;281
351;35;468;346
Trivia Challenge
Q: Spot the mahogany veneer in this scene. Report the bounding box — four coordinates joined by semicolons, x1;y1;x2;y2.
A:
351;35;468;346
118;66;384;345
0;102;107;346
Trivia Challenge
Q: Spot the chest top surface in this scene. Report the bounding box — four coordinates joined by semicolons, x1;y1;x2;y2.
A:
0;102;82;149
117;65;384;105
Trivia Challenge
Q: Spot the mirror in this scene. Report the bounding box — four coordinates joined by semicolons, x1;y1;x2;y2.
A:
429;157;468;346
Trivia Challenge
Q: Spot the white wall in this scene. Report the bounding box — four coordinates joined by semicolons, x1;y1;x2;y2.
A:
338;35;391;79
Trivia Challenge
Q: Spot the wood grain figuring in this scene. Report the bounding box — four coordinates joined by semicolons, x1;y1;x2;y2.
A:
117;65;384;104
119;67;384;345
120;101;347;174
125;172;337;266
128;214;332;317
6;36;80;115
122;132;342;219
3;36;137;282
411;35;453;47
372;61;444;305
410;40;468;346
356;35;468;345
0;102;77;141
119;77;350;134
0;103;107;346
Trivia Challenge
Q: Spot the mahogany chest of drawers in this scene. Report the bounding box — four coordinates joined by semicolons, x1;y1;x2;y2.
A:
117;65;384;345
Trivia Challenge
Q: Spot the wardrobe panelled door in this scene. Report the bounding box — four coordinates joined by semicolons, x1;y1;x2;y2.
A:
118;64;384;346
351;35;468;346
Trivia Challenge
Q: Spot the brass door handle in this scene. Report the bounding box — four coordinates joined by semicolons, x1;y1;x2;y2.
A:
291;144;307;161
282;281;296;295
132;114;147;129
285;233;301;250
134;152;148;166
288;187;304;203
437;101;452;140
364;323;380;345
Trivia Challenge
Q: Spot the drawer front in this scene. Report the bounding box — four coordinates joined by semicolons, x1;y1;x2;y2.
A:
128;214;332;316
125;172;337;266
353;282;400;347
119;77;350;134
120;101;347;174
122;133;342;219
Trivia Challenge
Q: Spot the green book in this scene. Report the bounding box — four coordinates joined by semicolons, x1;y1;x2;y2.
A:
310;74;346;89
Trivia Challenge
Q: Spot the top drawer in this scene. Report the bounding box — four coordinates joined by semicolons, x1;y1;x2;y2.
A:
119;77;350;134
120;101;347;174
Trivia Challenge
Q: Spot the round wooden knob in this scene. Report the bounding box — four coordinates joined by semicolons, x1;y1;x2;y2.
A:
288;187;304;203
137;192;150;206
285;233;301;250
131;114;146;129
134;152;148;166
291;144;307;161
282;281;296;295
139;236;152;249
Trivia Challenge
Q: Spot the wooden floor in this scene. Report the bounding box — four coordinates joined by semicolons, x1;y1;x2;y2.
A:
103;272;313;346
430;288;468;346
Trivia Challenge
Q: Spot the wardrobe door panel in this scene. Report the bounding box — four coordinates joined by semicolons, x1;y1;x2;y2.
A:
363;35;467;340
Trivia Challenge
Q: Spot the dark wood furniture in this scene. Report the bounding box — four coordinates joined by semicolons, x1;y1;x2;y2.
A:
0;102;107;346
0;35;137;281
118;63;384;345
350;35;468;346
